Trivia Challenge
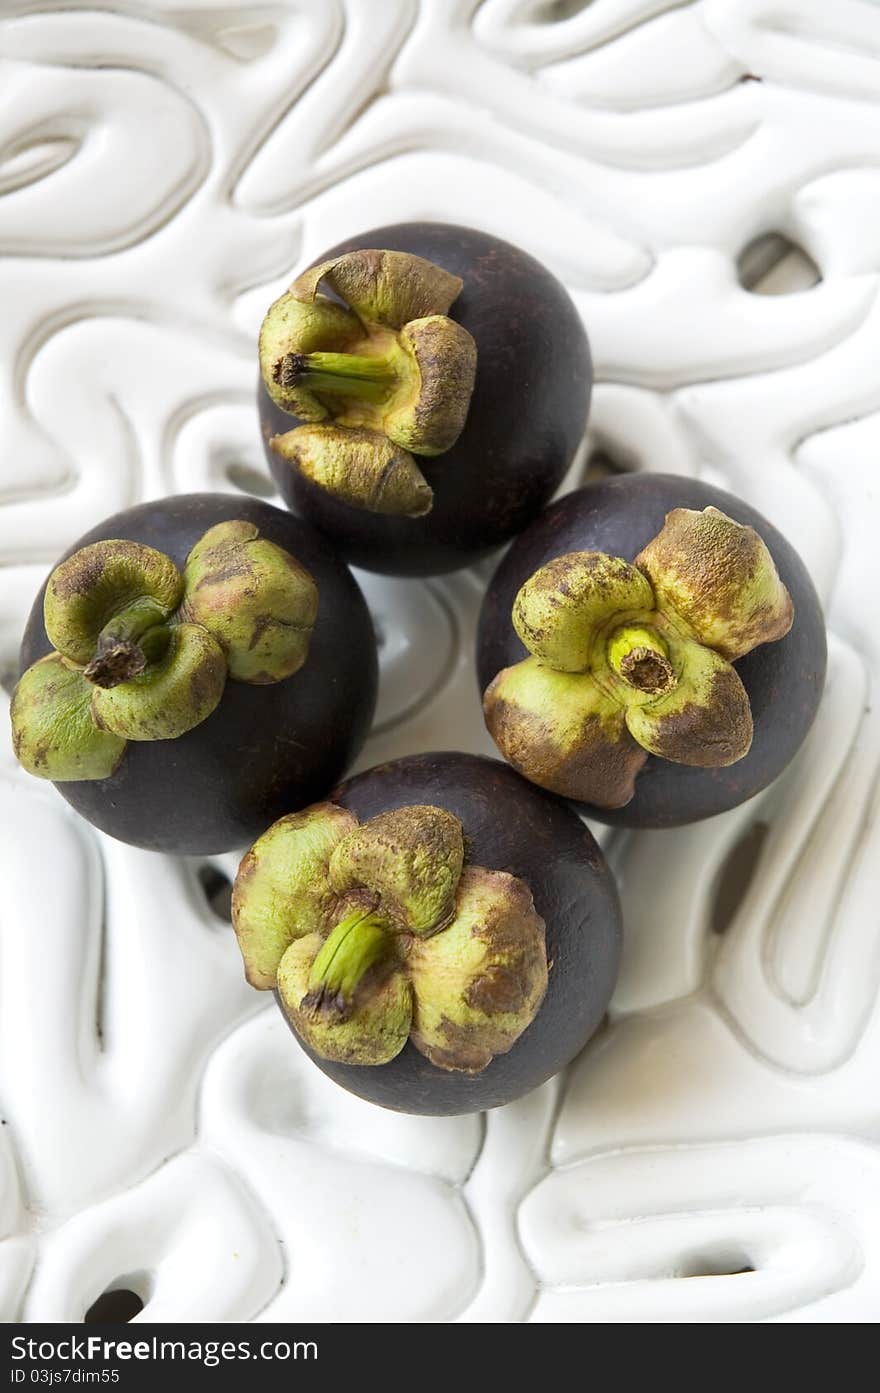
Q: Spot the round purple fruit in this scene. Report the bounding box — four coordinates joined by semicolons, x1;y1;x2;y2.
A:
259;223;591;576
231;753;621;1115
14;494;377;853
478;473;826;827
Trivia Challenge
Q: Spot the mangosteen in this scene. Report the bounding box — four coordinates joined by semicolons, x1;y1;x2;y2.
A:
13;494;377;854
231;752;621;1115
477;473;826;827
258;223;591;576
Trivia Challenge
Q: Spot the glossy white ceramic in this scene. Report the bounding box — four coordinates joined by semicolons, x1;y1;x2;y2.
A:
1;0;879;1323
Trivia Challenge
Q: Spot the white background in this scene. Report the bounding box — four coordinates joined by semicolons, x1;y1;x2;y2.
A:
1;0;879;1322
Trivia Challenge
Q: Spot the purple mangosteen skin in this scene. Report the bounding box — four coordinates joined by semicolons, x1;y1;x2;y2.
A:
19;494;378;855
276;752;622;1116
259;222;592;576
477;473;827;828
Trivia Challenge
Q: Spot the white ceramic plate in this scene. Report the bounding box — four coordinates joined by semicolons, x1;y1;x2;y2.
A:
2;0;879;1323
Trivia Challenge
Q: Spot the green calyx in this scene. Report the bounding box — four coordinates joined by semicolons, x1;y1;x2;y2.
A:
260;249;478;518
233;802;549;1074
327;804;465;935
302;910;394;1018
232;803;358;988
278;929;412;1067
271;426;433;519
83;597;172;688
181;520;318;683
637;506;794;659
91;623;227;741
484;506;794;807
44;539;183;667
11;654;127;781
10;522;319;784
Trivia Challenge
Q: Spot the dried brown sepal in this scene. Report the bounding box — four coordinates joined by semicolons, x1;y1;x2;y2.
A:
408;866;549;1073
388;316;478;456
636;506;794;661
329;804;465;935
624;638;753;766
483;657;648;807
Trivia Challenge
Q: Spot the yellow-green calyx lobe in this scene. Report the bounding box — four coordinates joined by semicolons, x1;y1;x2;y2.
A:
271;426;432;519
181;520;318;682
10;523;318;783
260;249;477;518
484;506;794;807
232;802;548;1073
10;654;127;781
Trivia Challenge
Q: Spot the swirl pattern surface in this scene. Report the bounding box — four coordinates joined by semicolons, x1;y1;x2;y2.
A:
1;0;878;1323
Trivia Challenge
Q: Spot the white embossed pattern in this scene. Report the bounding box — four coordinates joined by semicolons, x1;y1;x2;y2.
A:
1;0;878;1323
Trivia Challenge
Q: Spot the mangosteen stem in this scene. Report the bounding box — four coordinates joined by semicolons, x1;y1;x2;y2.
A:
274;350;398;404
300;910;392;1020
607;623;676;696
83;597;172;689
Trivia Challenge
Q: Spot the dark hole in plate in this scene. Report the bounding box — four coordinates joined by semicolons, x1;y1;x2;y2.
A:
736;233;821;294
679;1251;755;1278
198;864;233;922
83;1288;144;1323
711;821;769;935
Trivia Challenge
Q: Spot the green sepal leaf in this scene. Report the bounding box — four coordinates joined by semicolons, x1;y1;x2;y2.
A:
408;866;548;1073
232;803;359;989
291;250;464;329
388;316;477;457
183;520;318;684
329;805;465;935
271;425;433;517
10;653;127;782
635;506;794;661
259;291;362;415
91;623;226;741
44;540;182;665
512;552;655;673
